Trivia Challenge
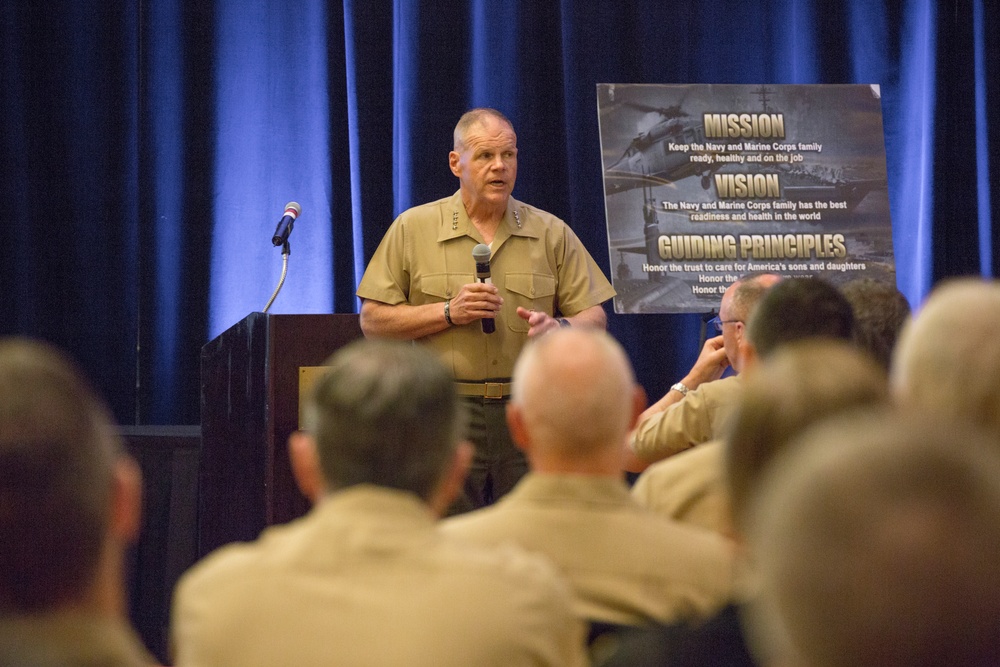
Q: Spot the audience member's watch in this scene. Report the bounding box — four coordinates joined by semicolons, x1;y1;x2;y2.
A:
670;382;690;396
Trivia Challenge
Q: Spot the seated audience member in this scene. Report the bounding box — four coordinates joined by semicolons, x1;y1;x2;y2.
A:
596;341;888;667
171;339;587;667
0;338;152;666
626;273;780;472
839;276;911;372
746;410;1000;667
891;277;1000;435
443;328;735;627
741;276;854;362
630;440;730;535
632;278;857;533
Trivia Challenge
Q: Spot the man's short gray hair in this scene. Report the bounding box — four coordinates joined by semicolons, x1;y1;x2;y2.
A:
304;339;463;500
453;108;514;151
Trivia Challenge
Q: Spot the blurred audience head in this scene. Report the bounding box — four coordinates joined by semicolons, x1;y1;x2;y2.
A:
718;272;783;372
747;409;1000;667
745;277;855;362
300;339;467;510
891;277;1000;435
508;328;644;470
840;277;911;372
724;339;888;535
0;337;140;614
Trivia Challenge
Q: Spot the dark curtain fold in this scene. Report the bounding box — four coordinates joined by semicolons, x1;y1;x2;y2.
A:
2;0;997;425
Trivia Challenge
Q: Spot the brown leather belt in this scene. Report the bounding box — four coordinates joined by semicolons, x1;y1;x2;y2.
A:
455;380;513;399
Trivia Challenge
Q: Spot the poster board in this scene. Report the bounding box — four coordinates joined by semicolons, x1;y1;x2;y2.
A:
597;84;894;314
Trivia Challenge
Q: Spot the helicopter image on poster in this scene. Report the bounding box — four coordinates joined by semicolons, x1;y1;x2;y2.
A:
601;88;882;210
602;102;724;195
597;83;896;315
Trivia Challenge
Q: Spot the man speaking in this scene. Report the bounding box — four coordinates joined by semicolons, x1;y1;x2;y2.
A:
357;108;615;510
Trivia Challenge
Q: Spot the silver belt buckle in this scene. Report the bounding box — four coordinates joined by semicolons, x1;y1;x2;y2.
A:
484;382;504;399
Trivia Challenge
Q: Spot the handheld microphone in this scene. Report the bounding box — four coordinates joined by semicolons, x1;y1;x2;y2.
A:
472;243;495;334
271;202;301;246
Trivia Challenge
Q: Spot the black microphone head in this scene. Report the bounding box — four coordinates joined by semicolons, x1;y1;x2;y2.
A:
472;244;491;263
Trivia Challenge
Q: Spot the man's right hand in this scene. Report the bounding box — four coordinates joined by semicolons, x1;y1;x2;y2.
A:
448;282;503;326
635;334;730;423
686;334;730;386
359;284;503;341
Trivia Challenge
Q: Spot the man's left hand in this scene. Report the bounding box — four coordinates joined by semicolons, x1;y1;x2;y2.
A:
516;307;562;337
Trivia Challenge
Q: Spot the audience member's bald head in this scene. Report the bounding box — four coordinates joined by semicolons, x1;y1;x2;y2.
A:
509;328;643;467
746;277;854;361
724;340;889;534
891;278;1000;435
0;337;138;614
747;410;1000;667
718;272;782;372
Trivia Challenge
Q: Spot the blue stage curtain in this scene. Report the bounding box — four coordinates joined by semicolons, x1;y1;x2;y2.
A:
2;0;997;424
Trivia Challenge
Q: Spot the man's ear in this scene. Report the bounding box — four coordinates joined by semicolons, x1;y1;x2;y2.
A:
428;440;474;517
628;385;648;431
505;402;531;454
448;151;462;178
288;431;325;504
110;455;142;545
740;340;759;373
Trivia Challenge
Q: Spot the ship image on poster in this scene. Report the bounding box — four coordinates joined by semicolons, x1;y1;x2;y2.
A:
597;84;895;314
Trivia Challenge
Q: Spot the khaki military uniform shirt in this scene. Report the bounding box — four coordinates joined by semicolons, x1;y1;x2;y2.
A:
357;192;616;380
171;485;587;667
629;375;743;463
0;612;154;667
631;439;732;536
441;474;735;626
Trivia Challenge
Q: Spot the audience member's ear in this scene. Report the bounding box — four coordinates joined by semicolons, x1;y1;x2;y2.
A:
111;455;143;544
740;342;759;373
505;402;531;453
289;431;324;504
429;440;474;517
629;384;648;430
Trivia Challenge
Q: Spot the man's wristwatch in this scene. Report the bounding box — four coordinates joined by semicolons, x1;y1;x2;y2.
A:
670;382;690;396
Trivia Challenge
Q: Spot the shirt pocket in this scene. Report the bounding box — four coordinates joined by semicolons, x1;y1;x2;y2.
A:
504;272;557;332
419;272;467;303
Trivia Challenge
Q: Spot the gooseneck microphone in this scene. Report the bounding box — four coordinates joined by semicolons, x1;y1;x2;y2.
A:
263;202;301;313
271;202;301;246
472;243;495;334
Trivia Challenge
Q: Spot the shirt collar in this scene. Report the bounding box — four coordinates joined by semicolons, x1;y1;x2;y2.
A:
502;472;635;507
437;191;541;244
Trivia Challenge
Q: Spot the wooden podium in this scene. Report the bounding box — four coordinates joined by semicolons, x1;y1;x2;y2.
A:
199;312;363;556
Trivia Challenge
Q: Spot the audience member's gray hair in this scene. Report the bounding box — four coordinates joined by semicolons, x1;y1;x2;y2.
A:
728;272;780;321
304;339;464;500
